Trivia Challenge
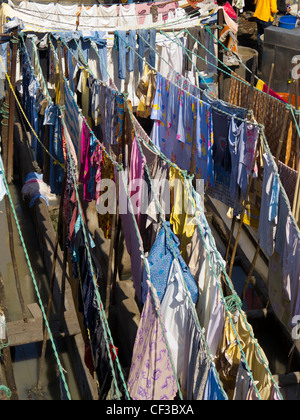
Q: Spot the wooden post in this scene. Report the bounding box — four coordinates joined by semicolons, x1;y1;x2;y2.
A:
4;195;28;324
7;27;18;184
0;273;18;400
228;139;260;279
105;180;117;318
275;82;294;164
247;54;257;110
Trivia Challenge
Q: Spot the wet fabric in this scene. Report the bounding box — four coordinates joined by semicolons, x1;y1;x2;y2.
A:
130;137;146;228
203;91;246;214
151;72;214;186
283;214;300;326
141;222;198;305
137;29;156;75
114;30;136;80
43;103;65;196
181;308;212;400
228;117;248;200
79;120;97;202
203;364;228;400
258;153;279;257
216;311;273;400
160;259;196;381
169;166;197;240
127;282;178;400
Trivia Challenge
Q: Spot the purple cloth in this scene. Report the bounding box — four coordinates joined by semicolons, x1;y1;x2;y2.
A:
79;119;92;202
127;282;178;400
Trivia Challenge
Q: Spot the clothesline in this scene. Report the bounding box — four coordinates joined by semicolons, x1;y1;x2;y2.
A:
5;0;201;34
0;125;72;399
1;28;288;400
59;35;261;399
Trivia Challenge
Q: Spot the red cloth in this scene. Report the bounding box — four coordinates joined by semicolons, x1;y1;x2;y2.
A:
223;2;237;19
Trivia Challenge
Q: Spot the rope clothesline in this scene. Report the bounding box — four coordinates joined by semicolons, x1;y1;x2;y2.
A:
55;34;231;400
1;29;289;400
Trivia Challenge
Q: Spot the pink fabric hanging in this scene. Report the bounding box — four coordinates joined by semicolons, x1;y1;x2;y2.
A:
127;282;178;400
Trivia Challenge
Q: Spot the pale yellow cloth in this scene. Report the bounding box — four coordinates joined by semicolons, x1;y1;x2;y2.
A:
217;311;273;400
169;166;196;239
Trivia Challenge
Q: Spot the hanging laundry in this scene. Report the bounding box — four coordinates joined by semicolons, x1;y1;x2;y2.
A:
118;4;138;28
274;189;290;263
74;225;127;400
232;361;252;400
114;30;136;80
135;2;153;25
137;29;156;76
206;286;225;357
98;5;119;28
43;103;65;196
141;222;198;305
64;81;84;161
139;141;170;254
203;91;246;214
203;364;228;400
151;73;214;186
258;153;280;257
77;5;100;31
277;160;298;208
181;309;212;400
119;169;144;302
219;25;239;67
55;3;78;32
136;63;157;119
97;154;115;240
127;282;178;400
160;259;196;381
0;155;7;202
184;27;207;73
216;310;273;400
282;213;300;326
129;137;146;228
256;79;287;104
228;117;248;201
155;33;184;77
79;120;97;202
185;201;225;335
268;252;291;328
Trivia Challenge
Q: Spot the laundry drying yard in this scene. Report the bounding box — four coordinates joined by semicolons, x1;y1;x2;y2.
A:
0;0;300;402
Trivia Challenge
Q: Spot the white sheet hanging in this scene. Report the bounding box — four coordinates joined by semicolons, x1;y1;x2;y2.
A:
55;3;78;32
78;5;100;31
118;4;138;29
98;5;119;29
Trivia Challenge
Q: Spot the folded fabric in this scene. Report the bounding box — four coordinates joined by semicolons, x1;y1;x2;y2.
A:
22;172;57;206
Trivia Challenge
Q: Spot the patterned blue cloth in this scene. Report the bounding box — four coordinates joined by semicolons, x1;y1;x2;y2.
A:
142;222;198;305
203;365;228;400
